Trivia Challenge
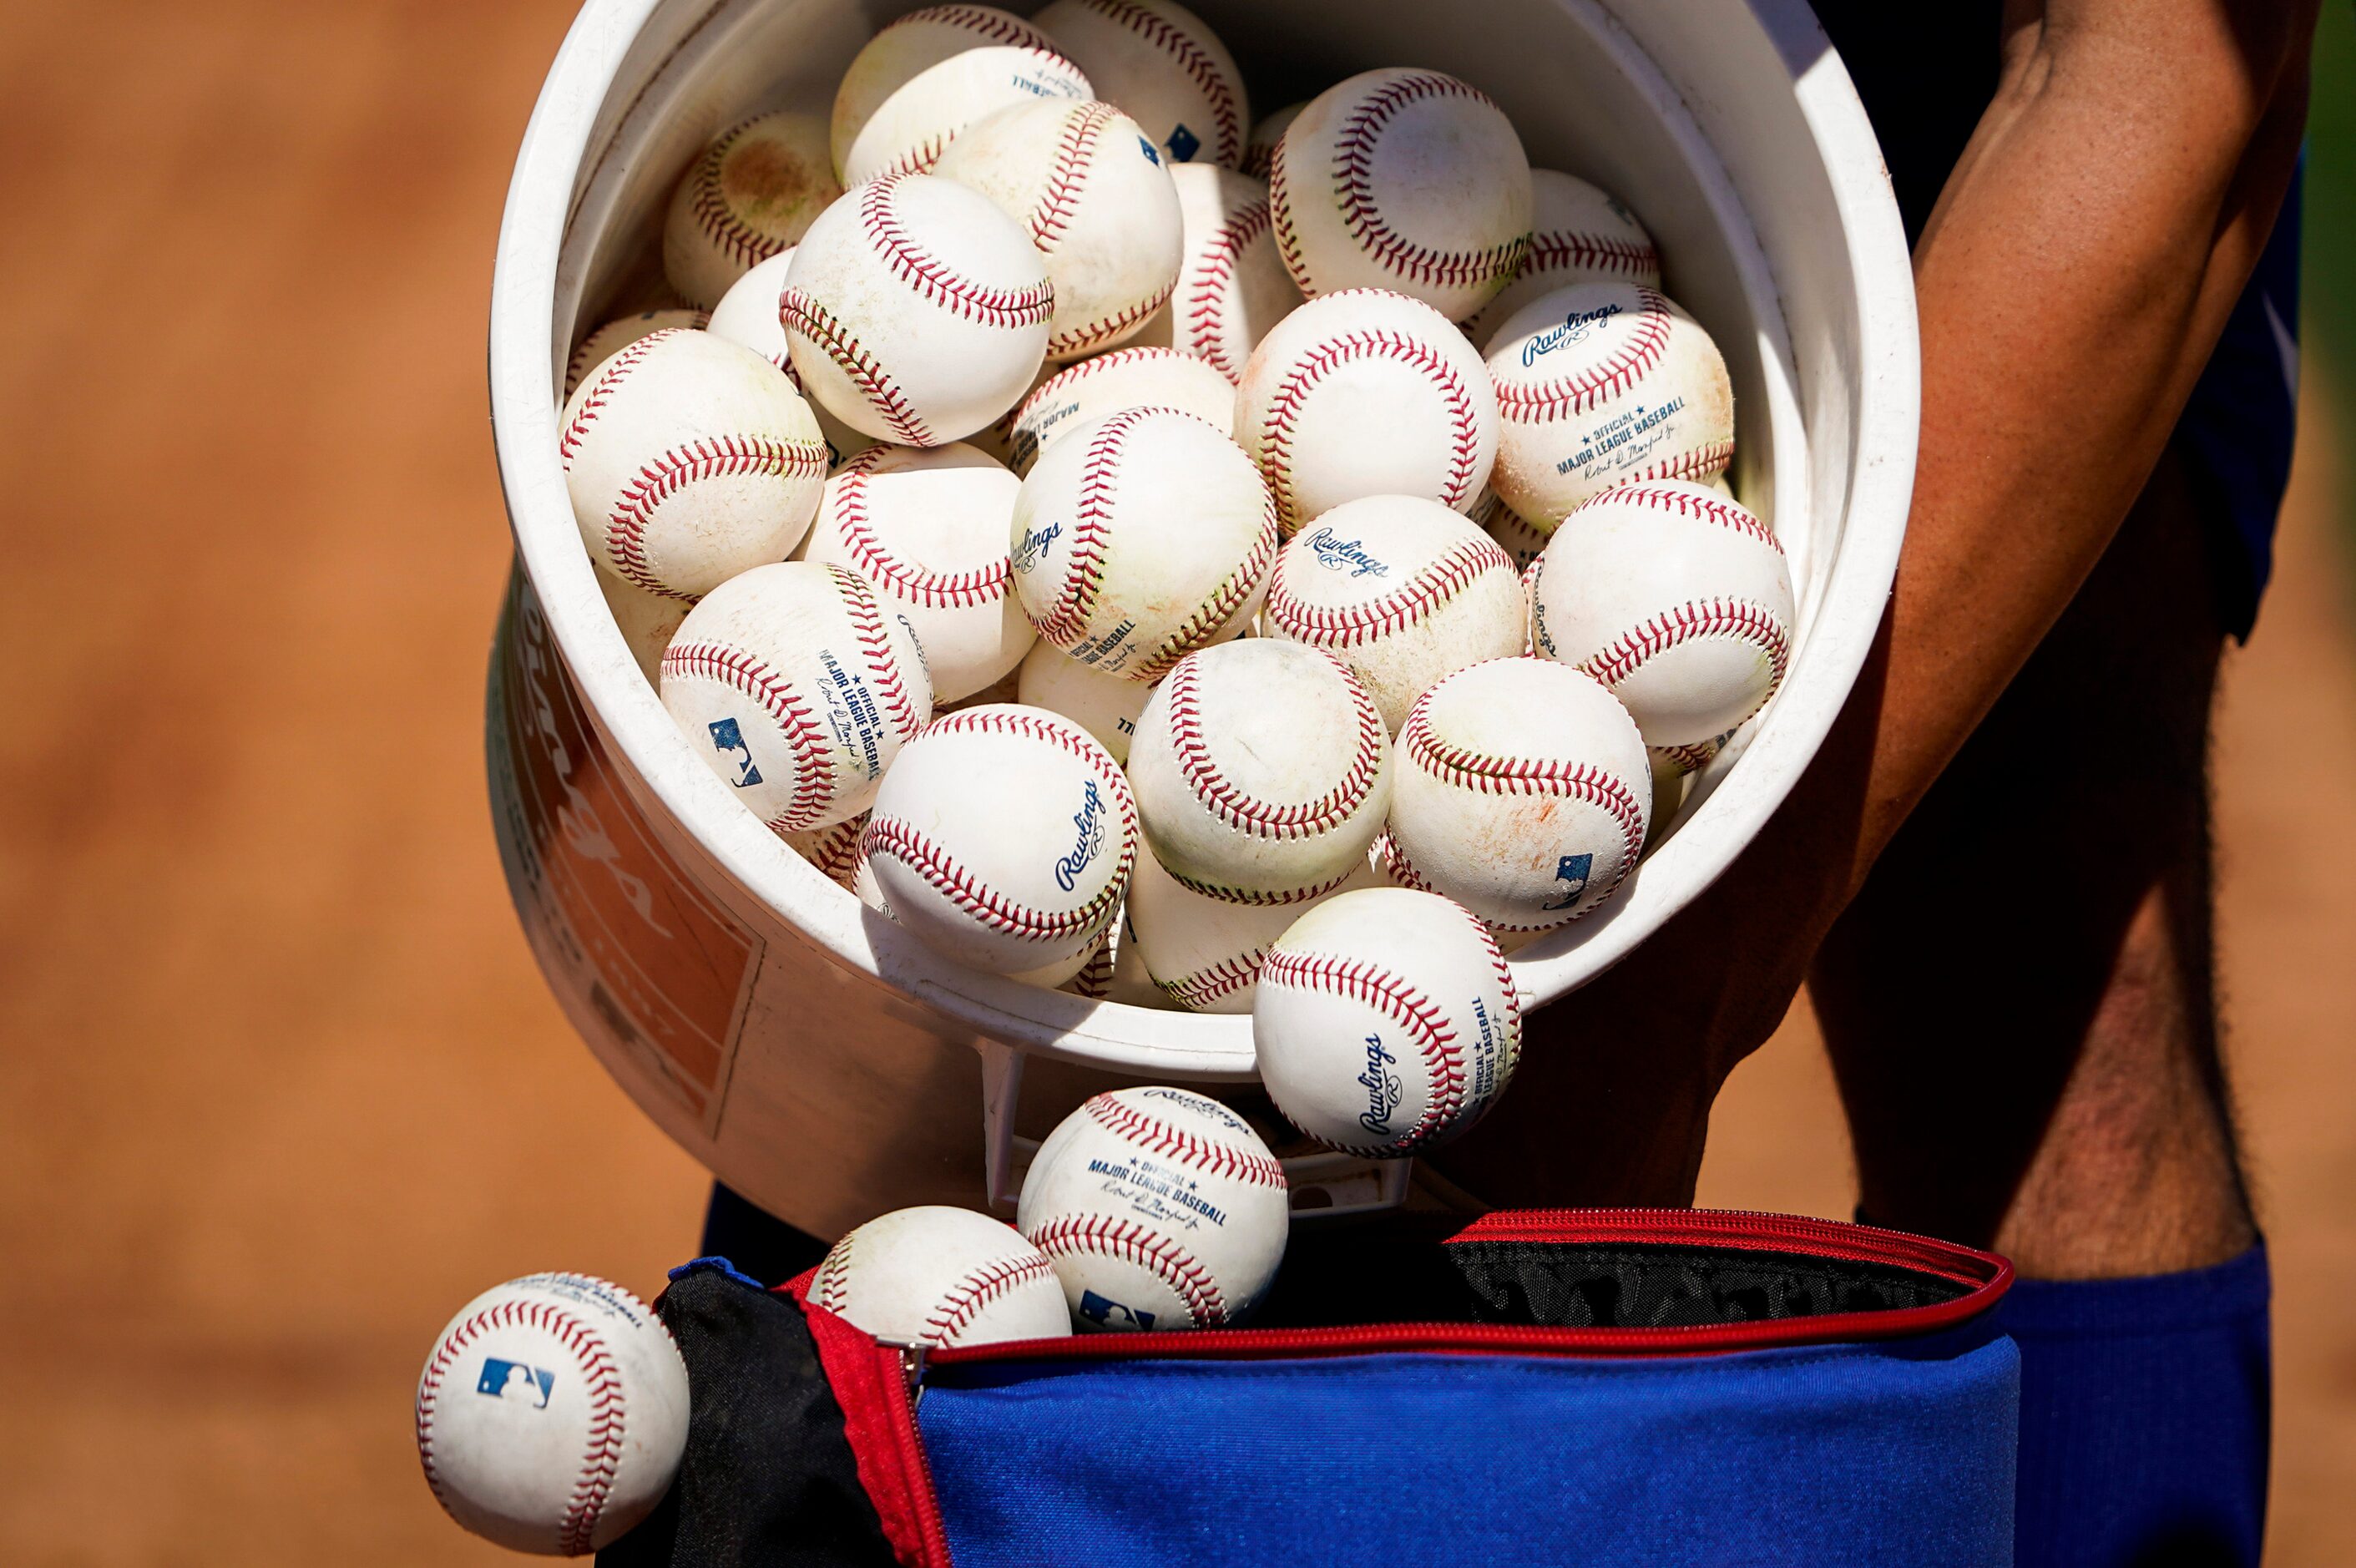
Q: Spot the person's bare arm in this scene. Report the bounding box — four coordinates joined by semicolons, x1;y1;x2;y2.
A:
1430;0;2313;1208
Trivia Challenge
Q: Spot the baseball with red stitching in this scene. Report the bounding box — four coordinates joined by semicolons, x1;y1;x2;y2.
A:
1006;345;1236;474
1474;488;1551;574
705;248;878;470
785;810;867;891
1529;478;1794;746
594;561;691;689
560;328;829;598
798;442;1033;702
1383;655;1652;929
564;308;708;399
1009;405;1277;680
1032;0;1249;169
1485;280;1736;529
933;99;1184;362
660;560;935;834
810;1206;1073;1346
1126;836;1381;1014
1261;493;1528;734
1130;163;1302;379
780;174;1056;447
830;4;1093;185
1240;100;1302;180
1234;286;1499;534
1462;169;1661;351
1267;68;1532;321
1018;1086;1290;1331
663;111;842;308
1014;639;1159;764
414;1272;688;1555
1253;887;1523;1156
1126;639;1395;903
862;703;1137;973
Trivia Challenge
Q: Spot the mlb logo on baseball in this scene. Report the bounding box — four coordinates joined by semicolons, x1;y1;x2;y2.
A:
475;1357;556;1409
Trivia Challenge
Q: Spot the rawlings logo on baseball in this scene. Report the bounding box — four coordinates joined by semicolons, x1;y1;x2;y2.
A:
1302;526;1392;579
1054;778;1108;892
1357;1032;1404;1136
1011;519;1063;573
1519;301;1623;366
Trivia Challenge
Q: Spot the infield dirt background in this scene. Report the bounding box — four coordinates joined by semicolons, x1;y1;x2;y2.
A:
1;1;2352;1560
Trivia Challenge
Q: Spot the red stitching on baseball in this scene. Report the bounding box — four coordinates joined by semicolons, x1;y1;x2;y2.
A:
886;3;1063;51
1623;439;1737;490
1069;933;1115;997
1064;0;1242;165
559;328;679;463
827;563;928;743
687;119;804;273
779;287;935;445
793;812;867;887
1652;737;1721;776
1167;861;1356;907
1050;282;1179;362
1256;314;1484;521
564;316;705;400
862;175;1055;330
1266;125;1306;284
1158;947;1261;1009
1028;100;1115;251
1259;948;1465;1151
1009;346;1206;467
1131;499;1277;680
1162;646;1384;841
811;1238;856;1315
1524;230;1659;281
1030;406;1146;648
1399;686;1646;878
1181;194;1273;380
1580;598;1792;695
922;1251;1058;1343
1325;73;1525;295
1493;286;1674;420
1578;479;1777;550
828;448;1011;609
863;817;1120;941
661;640;837;830
606;434;829;598
918;707;1140;876
1084;1095;1286;1187
1266;533;1513;649
1029;1214;1228;1326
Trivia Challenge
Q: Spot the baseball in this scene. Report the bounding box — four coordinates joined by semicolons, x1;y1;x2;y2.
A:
1235;287;1498;534
1485;281;1735;528
809;1206;1072;1345
1475;488;1551;573
830;4;1092;185
1253;887;1522;1156
415;1273;689;1556
1462;169;1660;349
1005;345;1236;474
564;308;707;399
594;561;691;688
862;705;1137;973
1033;0;1248;168
932;99;1183;362
1015;638;1158;763
1268;68;1531;321
785;811;867;890
799;442;1032;701
1262;493;1526;733
1384;656;1651;929
561;328;830;598
1127;839;1378;1012
1131;162;1302;379
663;111;842;308
1009;406;1277;680
660;561;934;833
1126;639;1393;903
1019;1086;1289;1330
1239;100;1302;180
705;248;879;468
780;173;1053;446
1529;479;1793;746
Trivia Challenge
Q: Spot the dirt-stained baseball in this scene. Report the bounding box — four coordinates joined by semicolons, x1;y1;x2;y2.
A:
831;4;1092;185
810;1206;1072;1345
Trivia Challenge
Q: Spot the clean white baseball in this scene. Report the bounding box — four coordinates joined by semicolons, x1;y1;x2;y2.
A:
1126;839;1379;1013
561;328;829;598
785;811;867;891
1019;1085;1290;1330
862;705;1136;973
1267;68;1532;321
1235;287;1498;534
1462;169;1660;350
1032;0;1247;168
798;443;1032;702
704;248;879;468
1530;479;1793;746
830;4;1093;185
933;99;1182;362
1009;406;1277;680
564;308;707;399
662;111;842;308
1126;639;1393;903
1131;163;1302;379
660;561;934;832
1005;345;1236;474
1253;888;1522;1156
1240;100;1302;180
415;1273;688;1556
1262;493;1526;733
809;1206;1071;1346
1384;656;1651;929
780;173;1053;446
1485;281;1735;527
595;561;691;688
1015;639;1157;763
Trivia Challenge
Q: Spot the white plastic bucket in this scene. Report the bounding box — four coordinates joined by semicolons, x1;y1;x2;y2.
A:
487;0;1918;1237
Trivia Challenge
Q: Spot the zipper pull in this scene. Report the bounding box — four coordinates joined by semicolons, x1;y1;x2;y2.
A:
881;1338;928;1406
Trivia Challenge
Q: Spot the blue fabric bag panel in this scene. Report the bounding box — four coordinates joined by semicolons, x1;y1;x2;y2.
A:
920;1325;2019;1568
